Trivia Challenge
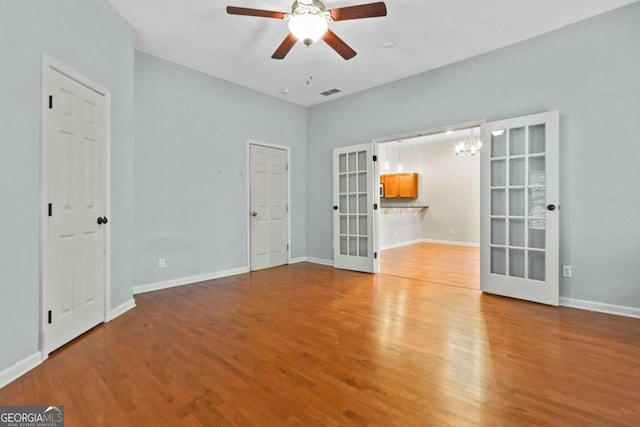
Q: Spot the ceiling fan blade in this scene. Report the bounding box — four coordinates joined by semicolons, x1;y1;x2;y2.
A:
272;33;298;60
226;6;285;19
329;2;387;21
322;30;357;60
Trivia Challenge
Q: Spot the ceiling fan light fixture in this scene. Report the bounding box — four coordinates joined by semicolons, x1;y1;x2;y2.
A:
288;13;329;46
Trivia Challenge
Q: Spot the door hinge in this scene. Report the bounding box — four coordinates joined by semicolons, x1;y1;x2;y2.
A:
286;244;289;251
48;203;52;217
373;155;377;162
286;163;289;171
48;310;52;324
286;204;289;212
373;203;378;210
374;252;378;259
48;95;53;109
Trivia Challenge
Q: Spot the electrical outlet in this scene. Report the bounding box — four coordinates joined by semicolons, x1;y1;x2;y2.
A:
450;229;456;235
159;258;166;269
562;265;572;278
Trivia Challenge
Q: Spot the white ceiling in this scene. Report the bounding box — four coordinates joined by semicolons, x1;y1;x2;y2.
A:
107;0;638;107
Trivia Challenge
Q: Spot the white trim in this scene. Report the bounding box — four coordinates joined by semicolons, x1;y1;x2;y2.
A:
305;257;334;267
560;297;640;319
0;352;43;389
419;238;480;248
246;140;292;271
107;298;136;321
40;54;112;356
133;267;249;295
290;257;306;264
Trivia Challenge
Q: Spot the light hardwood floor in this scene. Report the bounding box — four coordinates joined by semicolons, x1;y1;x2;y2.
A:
381;242;480;289
1;263;639;426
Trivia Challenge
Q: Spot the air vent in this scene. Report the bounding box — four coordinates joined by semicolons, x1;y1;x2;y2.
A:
320;88;342;96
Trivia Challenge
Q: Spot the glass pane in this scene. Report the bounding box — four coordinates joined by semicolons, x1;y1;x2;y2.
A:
358;194;367;214
359;216;367;236
509;249;525;278
358;173;367;192
339;195;347;213
348;153;357;172
348;215;357;236
529;187;546;218
359;237;368;257
529;124;546;154
358;151;367;171
491;132;506;158
509;158;525;186
529;251;545;281
529;220;546;249
529;157;546;186
491;247;506;275
339;174;347;193
339;154;347;173
348;195;356;214
491;189;506;216
509;219;525;247
349;236;357;256
348;173;357;192
509;127;525;156
340;216;347;235
491;159;506;187
340;236;347;255
509;188;525;217
491;218;506;245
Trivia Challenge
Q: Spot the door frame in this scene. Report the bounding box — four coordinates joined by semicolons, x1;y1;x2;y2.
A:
40;54;112;359
372;119;487;273
245;140;292;270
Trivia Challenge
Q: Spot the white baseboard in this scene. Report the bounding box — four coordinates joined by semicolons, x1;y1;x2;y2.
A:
305;257;333;267
380;239;423;250
290;257;306;264
107;298;136;321
0;352;42;389
420;238;480;248
133;267;249;295
560;297;640;319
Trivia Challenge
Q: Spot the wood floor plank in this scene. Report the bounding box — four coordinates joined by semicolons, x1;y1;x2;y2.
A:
1;262;639;426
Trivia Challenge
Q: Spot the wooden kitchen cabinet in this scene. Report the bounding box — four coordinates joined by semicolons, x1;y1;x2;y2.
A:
380;173;418;198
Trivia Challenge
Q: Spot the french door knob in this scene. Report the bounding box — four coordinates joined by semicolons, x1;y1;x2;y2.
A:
333;205;338;210
547;204;556;211
97;217;104;225
251;211;258;217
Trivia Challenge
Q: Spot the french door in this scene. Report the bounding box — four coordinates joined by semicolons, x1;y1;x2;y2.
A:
45;64;108;352
480;111;559;305
332;143;375;272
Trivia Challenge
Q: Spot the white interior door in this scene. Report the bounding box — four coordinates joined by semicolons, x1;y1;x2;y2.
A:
250;144;289;271
333;143;375;272
46;66;108;352
481;111;559;305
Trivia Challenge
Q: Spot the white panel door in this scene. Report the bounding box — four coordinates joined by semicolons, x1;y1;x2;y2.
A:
250;144;289;271
333;143;375;273
481;111;559;305
46;67;108;352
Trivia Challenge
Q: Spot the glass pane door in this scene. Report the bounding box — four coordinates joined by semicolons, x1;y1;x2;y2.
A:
333;143;374;272
481;112;559;305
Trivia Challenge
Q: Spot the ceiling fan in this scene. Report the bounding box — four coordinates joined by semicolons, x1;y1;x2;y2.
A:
226;0;387;60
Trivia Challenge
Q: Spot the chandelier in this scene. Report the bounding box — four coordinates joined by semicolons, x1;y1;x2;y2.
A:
455;133;482;156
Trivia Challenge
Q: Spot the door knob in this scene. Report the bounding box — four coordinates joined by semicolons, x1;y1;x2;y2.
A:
251;211;258;217
97;216;108;225
333;205;338;210
547;204;556;211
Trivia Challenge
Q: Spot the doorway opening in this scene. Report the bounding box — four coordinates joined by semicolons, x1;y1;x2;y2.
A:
375;123;482;289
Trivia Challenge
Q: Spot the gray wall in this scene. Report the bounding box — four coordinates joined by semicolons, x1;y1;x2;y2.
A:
134;52;307;286
0;0;135;371
307;3;640;308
